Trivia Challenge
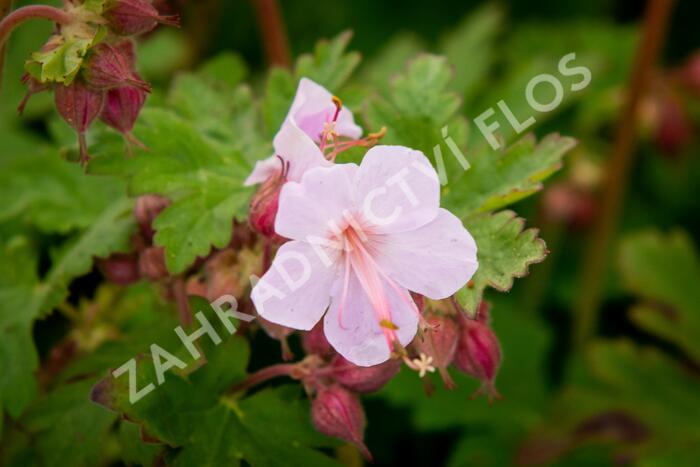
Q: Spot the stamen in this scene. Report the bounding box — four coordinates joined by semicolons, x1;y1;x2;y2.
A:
401;352;436;378
331;96;343;122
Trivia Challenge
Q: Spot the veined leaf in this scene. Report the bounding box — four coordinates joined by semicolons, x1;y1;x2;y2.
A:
439;4;503;104
0;151;126;233
445;133;576;217
619;230;700;362
92;107;253;274
91;332;338;466
0;196;133;417
456;211;547;315
295;30;360;91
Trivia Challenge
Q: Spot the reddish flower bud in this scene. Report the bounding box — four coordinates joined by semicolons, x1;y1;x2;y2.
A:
54;79;105;165
138;246;168;280
329;355;400;394
311;385;372;461
302;321;334;359
679;51;700;97
104;0;180;36
413;313;459;389
99;252;140;285
249;157;289;240
134;195;170;241
655;94;692;155
100;84;147;150
542;182;596;228
249;182;282;240
83;43;151;92
454;310;502;402
18;73;50;115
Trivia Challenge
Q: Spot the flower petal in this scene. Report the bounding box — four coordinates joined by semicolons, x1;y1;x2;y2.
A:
275;163;358;241
324;270;419;366
355;145;440;233
287;77;362;141
251;241;339;330
273;119;330;182
372;208;478;299
244;156;280;186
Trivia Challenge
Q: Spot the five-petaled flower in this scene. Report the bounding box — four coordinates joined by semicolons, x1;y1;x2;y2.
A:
251;145;478;366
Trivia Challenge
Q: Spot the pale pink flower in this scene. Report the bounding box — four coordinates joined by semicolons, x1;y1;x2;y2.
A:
244;78;361;186
251;146;478;366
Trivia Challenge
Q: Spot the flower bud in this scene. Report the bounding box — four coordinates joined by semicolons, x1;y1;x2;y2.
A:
104;0;180;36
311;385;372;461
453;310;502;401
249;176;282;240
329;355;400;394
138;246;168;280
100;84;147;149
679;51;700;97
413;313;459;389
542;182;596;229
302;321;334;359
655;94;692;156
99;253;140;285
134;195;170;241
83;43;151;92
54;79;105;165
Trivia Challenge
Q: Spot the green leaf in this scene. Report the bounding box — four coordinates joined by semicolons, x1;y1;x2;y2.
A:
444;133;576;218
295;30;361;90
25;36;88;84
196;52;249;88
439;4;502;104
0;236;40;418
91;333;338;466
0;151;126;233
619;230;700;361
0;197;134;417
456;211;547;315
358;33;425;93
93;107;254;273
364;54;470;179
262;67;296;137
21;379;117;467
585;341;700;439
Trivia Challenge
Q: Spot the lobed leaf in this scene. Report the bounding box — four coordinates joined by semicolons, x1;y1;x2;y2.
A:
456;211;548;316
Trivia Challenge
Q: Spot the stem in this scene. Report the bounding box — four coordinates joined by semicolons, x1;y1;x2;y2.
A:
0;5;71;49
251;0;291;68
172;276;193;326
0;1;13;91
229;363;296;393
573;0;675;347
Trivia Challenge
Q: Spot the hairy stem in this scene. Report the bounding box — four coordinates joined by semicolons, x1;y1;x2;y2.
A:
251;0;291;68
0;5;71;49
574;0;676;347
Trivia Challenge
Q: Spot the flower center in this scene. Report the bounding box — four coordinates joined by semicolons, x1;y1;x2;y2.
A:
333;222;400;349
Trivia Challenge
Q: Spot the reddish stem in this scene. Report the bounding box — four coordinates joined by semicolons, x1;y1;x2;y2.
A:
172;276;192;326
0;5;71;49
251;0;291;68
229;363;296;393
574;0;675;347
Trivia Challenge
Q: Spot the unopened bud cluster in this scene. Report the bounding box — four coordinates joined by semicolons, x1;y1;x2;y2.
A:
14;0;179;165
